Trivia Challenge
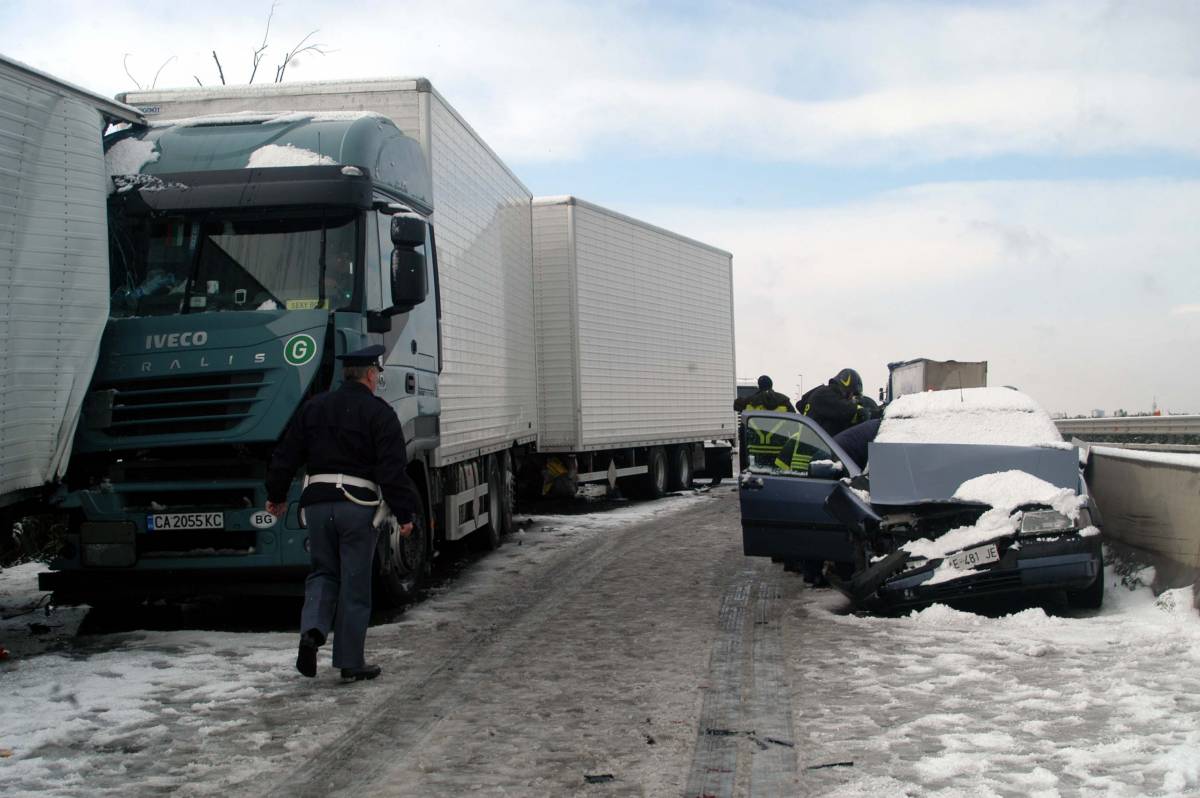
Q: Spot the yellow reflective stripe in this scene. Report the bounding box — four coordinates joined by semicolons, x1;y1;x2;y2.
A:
791;453;812;471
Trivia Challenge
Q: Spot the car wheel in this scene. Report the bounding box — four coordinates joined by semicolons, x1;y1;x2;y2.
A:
1066;549;1104;609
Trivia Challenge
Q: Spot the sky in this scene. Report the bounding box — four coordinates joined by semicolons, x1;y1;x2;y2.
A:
3;0;1198;414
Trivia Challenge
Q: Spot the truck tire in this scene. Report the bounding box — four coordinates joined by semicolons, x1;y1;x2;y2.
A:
667;446;693;492
474;455;503;551
498;450;515;537
374;500;429;608
638;447;668;499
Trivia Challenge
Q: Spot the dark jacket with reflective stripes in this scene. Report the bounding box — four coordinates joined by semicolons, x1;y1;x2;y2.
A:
799;382;863;437
734;388;795;413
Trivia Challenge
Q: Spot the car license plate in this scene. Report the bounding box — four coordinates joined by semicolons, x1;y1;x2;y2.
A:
147;512;224;531
945;542;1000;571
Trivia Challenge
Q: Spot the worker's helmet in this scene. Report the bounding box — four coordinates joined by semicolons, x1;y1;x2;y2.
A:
833;368;863;397
757;375;773;391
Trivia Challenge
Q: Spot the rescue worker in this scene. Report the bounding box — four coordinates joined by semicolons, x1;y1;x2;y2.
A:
265;344;417;682
734;375;795;468
799;368;867;436
833;417;882;471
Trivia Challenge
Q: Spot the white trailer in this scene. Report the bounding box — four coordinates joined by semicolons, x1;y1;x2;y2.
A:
532;196;736;494
887;358;988;402
118;79;538;469
0;56;141;532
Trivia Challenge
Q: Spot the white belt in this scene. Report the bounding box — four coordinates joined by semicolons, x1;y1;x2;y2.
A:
305;473;381;507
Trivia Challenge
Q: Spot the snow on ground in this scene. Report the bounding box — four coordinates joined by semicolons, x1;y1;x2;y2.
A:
0;491;709;796
798;557;1200;797
877;387;1068;448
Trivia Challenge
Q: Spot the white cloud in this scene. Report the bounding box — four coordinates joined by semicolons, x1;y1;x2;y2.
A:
630;178;1200;415
3;1;1200;163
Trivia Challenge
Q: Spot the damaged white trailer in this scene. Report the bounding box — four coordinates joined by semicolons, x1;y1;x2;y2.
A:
0;55;143;547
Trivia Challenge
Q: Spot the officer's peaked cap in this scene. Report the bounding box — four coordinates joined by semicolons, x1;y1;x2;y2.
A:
337;344;385;368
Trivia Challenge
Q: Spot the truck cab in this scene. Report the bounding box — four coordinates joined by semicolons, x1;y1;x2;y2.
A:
43;114;438;602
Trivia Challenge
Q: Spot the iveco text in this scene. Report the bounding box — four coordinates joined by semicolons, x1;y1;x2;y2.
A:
145;331;209;349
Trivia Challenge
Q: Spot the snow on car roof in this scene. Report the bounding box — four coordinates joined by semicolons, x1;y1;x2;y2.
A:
877;387;1066;447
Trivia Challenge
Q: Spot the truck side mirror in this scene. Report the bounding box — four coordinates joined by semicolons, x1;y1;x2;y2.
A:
389;248;427;313
390;215;426;248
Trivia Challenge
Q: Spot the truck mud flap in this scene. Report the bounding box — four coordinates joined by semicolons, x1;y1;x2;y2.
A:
827;549;909;608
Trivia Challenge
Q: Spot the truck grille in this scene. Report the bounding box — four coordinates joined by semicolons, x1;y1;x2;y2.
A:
96;372;271;437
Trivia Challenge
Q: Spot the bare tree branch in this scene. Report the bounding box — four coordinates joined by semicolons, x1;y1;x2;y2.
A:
194;75;204;87
151;56;177;90
211;50;226;85
274;29;328;83
123;54;143;90
249;0;278;84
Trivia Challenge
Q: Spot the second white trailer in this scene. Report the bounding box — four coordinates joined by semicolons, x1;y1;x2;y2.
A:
532;196;736;495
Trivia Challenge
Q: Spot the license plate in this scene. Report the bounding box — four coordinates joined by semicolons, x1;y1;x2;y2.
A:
147;512;224;531
945;542;1000;571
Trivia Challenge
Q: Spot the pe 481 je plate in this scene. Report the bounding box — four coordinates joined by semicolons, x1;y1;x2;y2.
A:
944;542;1000;571
147;512;224;531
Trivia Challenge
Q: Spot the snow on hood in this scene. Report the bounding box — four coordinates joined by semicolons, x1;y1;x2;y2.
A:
901;469;1084;562
105;137;159;191
878;387;1066;448
247;143;336;168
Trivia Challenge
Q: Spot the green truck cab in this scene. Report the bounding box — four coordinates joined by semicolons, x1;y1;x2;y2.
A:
41;113;437;603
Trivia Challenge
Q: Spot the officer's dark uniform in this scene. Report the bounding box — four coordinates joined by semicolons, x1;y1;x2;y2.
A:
800;374;865;437
833;418;882;470
265;344;416;680
735;376;796;469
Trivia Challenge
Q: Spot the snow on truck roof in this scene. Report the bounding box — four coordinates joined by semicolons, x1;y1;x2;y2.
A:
878;387;1066;447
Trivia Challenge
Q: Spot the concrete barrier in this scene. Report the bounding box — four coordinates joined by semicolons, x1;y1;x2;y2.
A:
1085;447;1200;608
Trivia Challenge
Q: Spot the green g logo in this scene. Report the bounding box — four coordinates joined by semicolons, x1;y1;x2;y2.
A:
284;334;317;366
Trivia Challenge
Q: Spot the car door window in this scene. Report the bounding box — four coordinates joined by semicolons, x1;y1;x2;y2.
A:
745;416;835;476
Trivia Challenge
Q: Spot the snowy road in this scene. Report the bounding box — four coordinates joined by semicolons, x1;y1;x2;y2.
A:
2;489;1199;796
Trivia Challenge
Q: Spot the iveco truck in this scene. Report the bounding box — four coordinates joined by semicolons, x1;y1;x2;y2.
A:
41;79;736;604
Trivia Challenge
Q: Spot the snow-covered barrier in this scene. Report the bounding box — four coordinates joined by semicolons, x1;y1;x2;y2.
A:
1086;447;1200;605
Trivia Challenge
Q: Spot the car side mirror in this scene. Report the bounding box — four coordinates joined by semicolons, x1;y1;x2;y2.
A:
388;248;427;314
808;460;843;480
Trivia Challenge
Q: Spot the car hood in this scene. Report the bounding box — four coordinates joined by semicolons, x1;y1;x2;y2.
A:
866;442;1080;506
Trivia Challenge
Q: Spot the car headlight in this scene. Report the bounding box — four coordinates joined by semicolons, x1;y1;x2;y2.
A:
1019;509;1075;537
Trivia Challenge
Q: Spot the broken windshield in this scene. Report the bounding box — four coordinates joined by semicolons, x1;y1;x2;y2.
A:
108;211;359;317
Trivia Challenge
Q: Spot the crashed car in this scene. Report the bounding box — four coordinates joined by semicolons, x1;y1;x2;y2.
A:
738;387;1104;612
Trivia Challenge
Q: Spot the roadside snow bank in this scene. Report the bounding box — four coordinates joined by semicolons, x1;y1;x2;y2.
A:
1091;446;1200;470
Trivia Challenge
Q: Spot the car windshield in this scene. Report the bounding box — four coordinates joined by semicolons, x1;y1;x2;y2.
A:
109;211;359;317
877;387;1064;447
744;415;837;476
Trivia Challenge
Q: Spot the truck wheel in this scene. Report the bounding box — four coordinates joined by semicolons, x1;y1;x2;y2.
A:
375;504;429;607
499;450;515;536
474;455;503;551
639;447;668;499
667;447;693;492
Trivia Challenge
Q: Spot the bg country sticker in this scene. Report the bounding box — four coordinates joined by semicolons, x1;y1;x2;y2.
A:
283;334;317;366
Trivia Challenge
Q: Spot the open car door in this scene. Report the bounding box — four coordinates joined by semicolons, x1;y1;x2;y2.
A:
738;412;861;564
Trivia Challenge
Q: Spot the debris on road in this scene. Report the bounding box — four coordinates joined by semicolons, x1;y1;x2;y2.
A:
806;761;854;770
584;773;615;784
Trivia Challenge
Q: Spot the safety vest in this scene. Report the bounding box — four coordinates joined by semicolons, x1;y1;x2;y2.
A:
774;433;813;473
744;403;791;461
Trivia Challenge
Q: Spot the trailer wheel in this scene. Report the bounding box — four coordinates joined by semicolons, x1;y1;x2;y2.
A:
375;500;429;607
474;455;503;551
667;446;693;492
639;447;668;499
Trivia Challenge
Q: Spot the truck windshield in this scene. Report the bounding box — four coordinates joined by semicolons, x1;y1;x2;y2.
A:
109;211;359;317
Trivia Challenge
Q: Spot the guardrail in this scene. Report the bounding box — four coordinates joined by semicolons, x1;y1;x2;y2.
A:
1084;446;1200;580
1057;415;1200;437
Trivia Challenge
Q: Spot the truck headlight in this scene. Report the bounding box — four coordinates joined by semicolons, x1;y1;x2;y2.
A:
1019;510;1074;537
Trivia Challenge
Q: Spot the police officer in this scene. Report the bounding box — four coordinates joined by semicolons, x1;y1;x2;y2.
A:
265;344;417;682
799;368;867;436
